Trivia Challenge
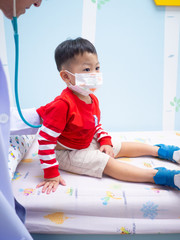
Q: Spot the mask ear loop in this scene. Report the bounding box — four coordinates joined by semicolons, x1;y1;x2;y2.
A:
11;0;42;128
64;70;75;77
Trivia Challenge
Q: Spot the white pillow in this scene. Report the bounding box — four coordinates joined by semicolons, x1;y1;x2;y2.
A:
8;135;35;180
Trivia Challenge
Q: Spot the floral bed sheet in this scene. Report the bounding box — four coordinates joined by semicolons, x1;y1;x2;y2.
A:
12;131;180;234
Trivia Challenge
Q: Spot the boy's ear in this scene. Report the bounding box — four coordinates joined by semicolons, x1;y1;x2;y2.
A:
60;70;70;84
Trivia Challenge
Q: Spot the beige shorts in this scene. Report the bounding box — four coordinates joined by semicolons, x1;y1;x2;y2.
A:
55;137;121;178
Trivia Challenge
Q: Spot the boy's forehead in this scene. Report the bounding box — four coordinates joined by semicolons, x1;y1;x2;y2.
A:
73;52;99;64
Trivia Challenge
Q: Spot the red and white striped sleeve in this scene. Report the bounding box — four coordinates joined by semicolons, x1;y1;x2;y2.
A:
36;99;69;179
38;123;61;178
94;124;112;146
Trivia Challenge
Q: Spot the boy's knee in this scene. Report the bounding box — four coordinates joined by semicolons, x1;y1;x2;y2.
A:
103;157;116;175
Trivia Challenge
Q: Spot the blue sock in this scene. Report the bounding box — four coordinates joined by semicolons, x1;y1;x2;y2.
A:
155;144;180;164
153;167;180;190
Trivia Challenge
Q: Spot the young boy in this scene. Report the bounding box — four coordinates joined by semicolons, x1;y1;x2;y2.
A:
36;37;180;194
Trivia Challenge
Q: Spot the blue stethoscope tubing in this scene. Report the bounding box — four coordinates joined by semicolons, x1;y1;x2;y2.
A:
11;17;42;128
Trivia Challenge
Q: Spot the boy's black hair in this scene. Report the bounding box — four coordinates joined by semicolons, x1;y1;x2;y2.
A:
54;37;97;71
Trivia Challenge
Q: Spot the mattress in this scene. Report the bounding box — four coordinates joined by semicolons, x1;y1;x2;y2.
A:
12;131;180;234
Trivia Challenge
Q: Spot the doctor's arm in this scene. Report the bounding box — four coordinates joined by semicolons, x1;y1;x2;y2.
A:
10;107;41;135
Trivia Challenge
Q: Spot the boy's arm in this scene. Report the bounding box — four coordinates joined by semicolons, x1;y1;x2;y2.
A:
38;123;60;178
36;123;66;194
94;124;114;157
36;99;69;194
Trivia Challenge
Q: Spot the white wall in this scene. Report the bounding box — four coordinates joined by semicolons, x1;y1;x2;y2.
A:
2;0;180;132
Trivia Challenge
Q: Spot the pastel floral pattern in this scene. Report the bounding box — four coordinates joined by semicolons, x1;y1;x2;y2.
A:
8;135;35;180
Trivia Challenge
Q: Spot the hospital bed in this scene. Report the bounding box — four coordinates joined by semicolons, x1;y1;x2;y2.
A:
10;131;180;239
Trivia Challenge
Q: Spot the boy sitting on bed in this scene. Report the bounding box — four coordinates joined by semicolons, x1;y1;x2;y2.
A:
36;37;180;194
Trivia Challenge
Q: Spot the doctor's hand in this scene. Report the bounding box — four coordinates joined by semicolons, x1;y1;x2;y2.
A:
36;175;66;194
99;145;114;158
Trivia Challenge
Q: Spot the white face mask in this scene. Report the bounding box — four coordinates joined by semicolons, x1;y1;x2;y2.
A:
65;70;103;96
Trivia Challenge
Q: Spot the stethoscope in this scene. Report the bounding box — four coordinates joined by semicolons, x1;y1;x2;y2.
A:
11;0;42;128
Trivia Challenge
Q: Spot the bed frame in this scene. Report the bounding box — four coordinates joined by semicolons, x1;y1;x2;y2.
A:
31;233;180;240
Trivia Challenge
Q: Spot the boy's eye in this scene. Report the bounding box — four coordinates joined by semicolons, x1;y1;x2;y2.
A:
83;68;91;72
96;66;100;71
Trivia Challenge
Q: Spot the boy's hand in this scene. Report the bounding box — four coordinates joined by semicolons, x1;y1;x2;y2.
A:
99;145;114;158
36;175;66;194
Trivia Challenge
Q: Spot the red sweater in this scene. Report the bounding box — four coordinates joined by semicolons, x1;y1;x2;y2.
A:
36;87;112;178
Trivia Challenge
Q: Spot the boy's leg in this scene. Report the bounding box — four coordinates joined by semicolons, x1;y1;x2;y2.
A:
104;157;157;183
115;142;159;158
103;157;180;190
115;142;180;164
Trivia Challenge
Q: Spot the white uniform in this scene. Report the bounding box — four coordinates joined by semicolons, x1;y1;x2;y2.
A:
0;60;33;240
